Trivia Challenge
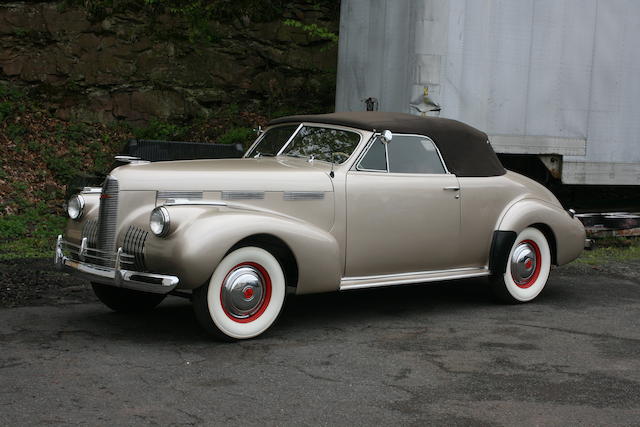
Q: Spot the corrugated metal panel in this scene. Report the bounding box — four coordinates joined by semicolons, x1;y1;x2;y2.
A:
337;0;640;185
336;0;414;113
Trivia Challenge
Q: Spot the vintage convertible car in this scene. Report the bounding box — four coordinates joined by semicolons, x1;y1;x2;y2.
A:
55;112;586;340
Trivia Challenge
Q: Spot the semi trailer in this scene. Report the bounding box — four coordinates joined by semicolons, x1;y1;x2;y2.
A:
335;0;640;196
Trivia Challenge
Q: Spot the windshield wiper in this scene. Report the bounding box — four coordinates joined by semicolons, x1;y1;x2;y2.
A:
253;152;275;158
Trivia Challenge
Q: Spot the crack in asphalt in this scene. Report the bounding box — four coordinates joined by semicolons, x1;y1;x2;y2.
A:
512;323;640;344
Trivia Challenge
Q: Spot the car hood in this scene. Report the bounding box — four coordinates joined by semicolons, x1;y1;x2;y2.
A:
110;157;335;192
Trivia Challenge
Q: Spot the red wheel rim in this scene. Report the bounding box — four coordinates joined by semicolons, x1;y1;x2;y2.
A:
511;239;542;289
220;262;272;323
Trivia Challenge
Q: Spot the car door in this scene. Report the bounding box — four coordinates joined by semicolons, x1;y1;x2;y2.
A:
345;134;461;277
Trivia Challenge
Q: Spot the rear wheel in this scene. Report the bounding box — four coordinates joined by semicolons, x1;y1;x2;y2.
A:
193;246;286;341
489;227;551;303
91;283;166;312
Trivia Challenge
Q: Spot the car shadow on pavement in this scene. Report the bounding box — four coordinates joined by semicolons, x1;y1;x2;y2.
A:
71;277;511;343
278;277;498;331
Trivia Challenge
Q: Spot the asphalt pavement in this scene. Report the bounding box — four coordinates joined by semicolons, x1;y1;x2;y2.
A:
0;264;639;426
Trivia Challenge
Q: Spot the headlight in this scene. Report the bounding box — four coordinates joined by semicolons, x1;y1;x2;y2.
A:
67;195;85;220
149;206;170;237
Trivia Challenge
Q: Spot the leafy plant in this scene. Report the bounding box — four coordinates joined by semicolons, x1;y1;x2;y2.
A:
0;84;26;122
132;119;189;140
0;101;13;122
283;19;338;43
217;126;254;145
0;206;67;260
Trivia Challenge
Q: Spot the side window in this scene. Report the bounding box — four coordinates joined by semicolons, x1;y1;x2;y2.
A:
357;137;387;171
387;135;446;174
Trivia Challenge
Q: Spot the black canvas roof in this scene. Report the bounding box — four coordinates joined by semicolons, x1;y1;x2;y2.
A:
269;112;505;177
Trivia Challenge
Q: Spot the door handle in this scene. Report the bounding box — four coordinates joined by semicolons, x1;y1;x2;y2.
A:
443;186;460;191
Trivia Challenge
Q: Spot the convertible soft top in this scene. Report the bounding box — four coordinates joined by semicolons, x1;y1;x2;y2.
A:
269;112;505;177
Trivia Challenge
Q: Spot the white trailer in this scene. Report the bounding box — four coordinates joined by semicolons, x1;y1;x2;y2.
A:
335;0;640;186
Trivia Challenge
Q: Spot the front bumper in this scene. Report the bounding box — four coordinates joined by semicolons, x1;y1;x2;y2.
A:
54;235;179;294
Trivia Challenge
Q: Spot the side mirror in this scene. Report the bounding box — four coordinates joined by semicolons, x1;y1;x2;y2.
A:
381;130;393;143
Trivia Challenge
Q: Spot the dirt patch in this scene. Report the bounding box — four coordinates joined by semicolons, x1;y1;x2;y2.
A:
0;257;96;308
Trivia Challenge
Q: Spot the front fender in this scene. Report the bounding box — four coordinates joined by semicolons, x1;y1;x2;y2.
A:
497;199;585;265
144;206;341;293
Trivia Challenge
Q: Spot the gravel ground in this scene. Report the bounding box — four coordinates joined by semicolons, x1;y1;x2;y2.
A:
0;258;96;308
0;257;639;425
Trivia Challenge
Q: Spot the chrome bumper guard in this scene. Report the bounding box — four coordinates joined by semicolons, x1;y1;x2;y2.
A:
54;235;179;294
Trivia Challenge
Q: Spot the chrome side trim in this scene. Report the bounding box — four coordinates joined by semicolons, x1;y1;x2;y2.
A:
163;200;227;207
340;267;489;290
221;191;265;200
81;187;102;194
283;191;325;201
157;191;203;200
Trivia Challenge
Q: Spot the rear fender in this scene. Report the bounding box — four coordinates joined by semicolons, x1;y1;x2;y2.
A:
496;199;585;265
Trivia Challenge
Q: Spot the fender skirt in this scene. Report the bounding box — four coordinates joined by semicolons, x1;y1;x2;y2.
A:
489;231;517;275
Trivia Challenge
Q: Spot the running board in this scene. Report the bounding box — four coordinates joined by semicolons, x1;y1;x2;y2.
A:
339;267;490;291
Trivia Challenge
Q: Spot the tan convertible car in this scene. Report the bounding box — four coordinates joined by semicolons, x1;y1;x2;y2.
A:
55;112;586;340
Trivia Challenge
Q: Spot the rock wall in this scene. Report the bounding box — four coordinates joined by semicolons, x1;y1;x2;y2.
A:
0;1;339;123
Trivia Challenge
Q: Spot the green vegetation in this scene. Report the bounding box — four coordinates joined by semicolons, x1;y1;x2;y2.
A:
0;206;65;260
218;127;254;145
131;119;189;141
0;82;269;259
574;238;640;265
283;19;338;44
62;0;340;43
0;83;123;260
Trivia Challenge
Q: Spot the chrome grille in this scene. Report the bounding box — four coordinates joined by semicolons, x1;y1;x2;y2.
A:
82;219;98;247
62;240;134;268
97;176;119;259
122;225;148;271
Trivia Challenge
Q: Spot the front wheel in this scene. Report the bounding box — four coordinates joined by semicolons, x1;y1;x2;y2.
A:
489;227;551;303
91;282;166;312
193;246;286;341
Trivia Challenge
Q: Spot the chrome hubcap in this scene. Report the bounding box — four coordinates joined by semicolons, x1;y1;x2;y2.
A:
510;242;538;285
221;266;266;319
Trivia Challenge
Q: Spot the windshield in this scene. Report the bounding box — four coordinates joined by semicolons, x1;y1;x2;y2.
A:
281;126;361;164
245;125;298;157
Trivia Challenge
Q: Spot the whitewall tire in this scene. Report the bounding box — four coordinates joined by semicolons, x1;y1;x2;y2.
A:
490;227;551;303
193;246;286;340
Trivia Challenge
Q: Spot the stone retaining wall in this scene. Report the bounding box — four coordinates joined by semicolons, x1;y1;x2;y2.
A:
0;1;338;123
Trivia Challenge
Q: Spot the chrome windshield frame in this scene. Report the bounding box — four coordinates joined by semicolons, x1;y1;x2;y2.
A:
243;123;303;158
276;122;364;164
